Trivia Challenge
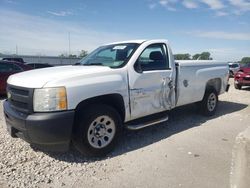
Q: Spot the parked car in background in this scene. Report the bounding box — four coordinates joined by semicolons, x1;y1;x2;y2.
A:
26;63;53;69
0;61;31;95
229;62;240;77
234;63;250;89
2;57;25;64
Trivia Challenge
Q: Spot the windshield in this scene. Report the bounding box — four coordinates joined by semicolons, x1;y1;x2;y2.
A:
79;43;139;68
229;64;239;68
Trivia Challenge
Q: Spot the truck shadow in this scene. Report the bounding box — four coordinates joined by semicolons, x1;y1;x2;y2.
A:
43;100;248;162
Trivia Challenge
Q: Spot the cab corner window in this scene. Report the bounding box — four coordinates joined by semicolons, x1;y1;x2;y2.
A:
134;44;169;72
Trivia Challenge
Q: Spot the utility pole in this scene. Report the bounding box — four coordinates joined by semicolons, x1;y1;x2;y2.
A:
68;32;71;56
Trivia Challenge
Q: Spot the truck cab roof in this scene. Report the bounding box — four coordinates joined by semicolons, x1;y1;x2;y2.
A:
106;39;169;45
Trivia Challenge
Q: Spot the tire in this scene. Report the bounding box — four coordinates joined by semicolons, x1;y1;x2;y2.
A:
234;83;242;90
199;88;218;116
73;104;122;157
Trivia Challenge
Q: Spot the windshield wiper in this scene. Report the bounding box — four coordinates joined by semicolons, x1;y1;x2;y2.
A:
83;63;104;66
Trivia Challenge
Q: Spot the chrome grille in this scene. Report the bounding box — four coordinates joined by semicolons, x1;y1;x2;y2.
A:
243;77;250;81
7;85;34;114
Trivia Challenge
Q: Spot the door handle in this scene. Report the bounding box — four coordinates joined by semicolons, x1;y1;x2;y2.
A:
131;88;143;91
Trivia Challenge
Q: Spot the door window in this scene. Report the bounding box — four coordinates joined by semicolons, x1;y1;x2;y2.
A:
12;64;22;71
135;44;169;72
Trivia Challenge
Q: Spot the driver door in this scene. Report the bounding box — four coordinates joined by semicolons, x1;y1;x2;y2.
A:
129;43;176;120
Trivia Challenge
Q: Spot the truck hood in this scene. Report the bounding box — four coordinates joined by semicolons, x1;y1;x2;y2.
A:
7;65;112;88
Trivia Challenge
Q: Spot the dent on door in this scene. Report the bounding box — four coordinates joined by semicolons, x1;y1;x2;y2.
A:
159;76;175;109
130;72;175;119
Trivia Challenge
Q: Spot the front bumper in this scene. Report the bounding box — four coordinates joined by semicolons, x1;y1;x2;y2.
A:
3;100;75;152
235;76;250;86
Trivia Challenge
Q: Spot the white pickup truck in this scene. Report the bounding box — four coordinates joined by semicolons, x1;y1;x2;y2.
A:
3;39;230;156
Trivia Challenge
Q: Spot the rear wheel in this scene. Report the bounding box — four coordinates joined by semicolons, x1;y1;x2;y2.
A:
234;83;242;90
199;88;218;116
73;104;122;157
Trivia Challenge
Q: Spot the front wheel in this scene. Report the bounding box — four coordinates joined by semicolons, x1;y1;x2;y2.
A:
73;104;122;157
199;88;218;116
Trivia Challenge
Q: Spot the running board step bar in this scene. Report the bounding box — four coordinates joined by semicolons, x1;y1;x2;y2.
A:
125;115;168;130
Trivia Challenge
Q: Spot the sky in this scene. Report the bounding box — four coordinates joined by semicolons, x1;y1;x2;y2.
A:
0;0;249;61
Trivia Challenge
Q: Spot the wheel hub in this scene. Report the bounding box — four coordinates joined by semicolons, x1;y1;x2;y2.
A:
207;93;216;111
87;115;116;149
94;124;106;137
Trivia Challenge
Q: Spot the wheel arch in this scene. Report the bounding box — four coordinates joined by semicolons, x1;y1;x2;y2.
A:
205;78;222;94
74;94;126;127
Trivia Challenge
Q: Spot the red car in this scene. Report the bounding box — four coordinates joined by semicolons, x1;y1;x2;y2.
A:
0;61;32;95
234;63;250;89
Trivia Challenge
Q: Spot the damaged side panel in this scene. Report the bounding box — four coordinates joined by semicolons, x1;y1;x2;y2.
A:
129;70;175;120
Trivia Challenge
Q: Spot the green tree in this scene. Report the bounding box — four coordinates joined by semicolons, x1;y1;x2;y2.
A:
174;53;191;60
193;52;212;60
192;54;200;60
69;54;77;58
201;52;212;60
241;57;250;64
59;54;66;57
79;50;88;58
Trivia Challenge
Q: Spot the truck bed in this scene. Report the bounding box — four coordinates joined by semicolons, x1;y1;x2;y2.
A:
175;60;229;107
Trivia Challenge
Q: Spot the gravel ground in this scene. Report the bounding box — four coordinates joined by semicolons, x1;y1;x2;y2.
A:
0;79;249;188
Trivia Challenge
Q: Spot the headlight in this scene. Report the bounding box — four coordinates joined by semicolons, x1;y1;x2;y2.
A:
33;87;67;112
